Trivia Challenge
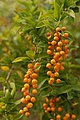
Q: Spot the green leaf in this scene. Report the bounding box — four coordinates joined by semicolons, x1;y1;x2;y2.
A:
67;92;73;100
75;58;80;64
72;84;80;91
59;85;72;94
0;91;4;97
67;9;75;18
0;77;5;83
10;82;16;97
26;50;35;59
15;99;22;105
70;7;79;13
12;57;28;63
53;1;60;20
38;79;47;89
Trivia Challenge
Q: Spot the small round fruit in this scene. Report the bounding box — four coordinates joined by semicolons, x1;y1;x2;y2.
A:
56;27;61;32
32;89;37;94
32;79;38;84
46;63;52;68
28;63;34;69
64;33;68;38
25;112;30;117
27;102;33;108
31;97;36;103
62;26;66;31
47;49;52;55
57;107;63;112
31;73;38;79
19;110;24;114
71;114;76;119
56;114;61;119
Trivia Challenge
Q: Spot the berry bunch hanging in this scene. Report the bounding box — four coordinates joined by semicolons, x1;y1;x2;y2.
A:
46;26;69;85
19;62;40;117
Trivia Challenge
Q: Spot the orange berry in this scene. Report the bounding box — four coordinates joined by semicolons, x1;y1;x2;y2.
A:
48;80;53;85
55;97;60;102
48;45;53;50
64;33;68;38
71;114;76;119
60;65;64;70
19;110;24;114
65;113;70;118
31;97;36;103
28;63;34;69
56;79;61;83
48;42;51;44
47;32;51;36
57;107;63;112
32;79;38;84
21;87;26;92
51;40;57;46
31;73;38;79
60;51;65;55
32;84;38;89
56;47;62;52
43;103;47;108
62;26;66;31
27;102;33;108
56;27;61;32
51;59;56;64
64;40;69;44
47;107;51;111
21;97;27;104
49;102;54;107
32;89;37;94
51;107;55;112
25;112;30;117
23;78;29;83
45;97;49;102
47;71;52;76
54;72;59;77
24;83;30;89
56;114;61;119
23;91;29;96
58;41;63;46
27;70;32;75
26;95;31;101
47;49;52;55
23;107;28;112
54;36;59;41
46;63;52;68
34;62;40;68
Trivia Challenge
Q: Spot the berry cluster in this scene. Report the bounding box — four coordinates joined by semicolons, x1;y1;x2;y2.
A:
46;26;69;85
19;62;40;117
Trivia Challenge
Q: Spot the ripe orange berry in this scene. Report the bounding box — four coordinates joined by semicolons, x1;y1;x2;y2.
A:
23;78;29;83
62;26;66;31
21;87;26;92
60;65;64;70
48;80;53;85
51;40;57;46
55;97;60;102
58;41;63;46
23;91;29;96
71;114;76;119
47;32;51;36
24;83;30;89
47;107;51;111
43;103;47;107
56;79;61;83
32;84;38;89
56;114;61;119
27;70;32;75
47;71;52;76
47;49;52;55
21;97;27;104
64;33;68;38
34;62;40;68
31;97;36;103
54;36;59;41
26;95;31;101
56;47;62;52
28;63;34;69
25;112;30;117
32;89;37;94
51;107;55;112
60;51;65;55
64;40;69;44
23;107;28;112
31;73;38;79
65;113;70;118
54;72;59;77
56;27;61;32
51;59;56;64
48;45;53;50
57;107;63;112
27;102;33;108
46;63;52;68
19;109;24;114
32;79;38;84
